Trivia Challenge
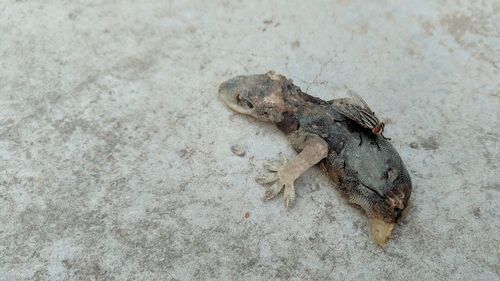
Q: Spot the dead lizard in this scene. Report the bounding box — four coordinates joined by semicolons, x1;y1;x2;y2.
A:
219;71;412;247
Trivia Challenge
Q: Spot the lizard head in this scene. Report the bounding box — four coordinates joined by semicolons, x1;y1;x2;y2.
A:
219;71;298;123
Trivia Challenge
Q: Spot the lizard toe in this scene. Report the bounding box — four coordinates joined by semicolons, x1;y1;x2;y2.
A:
263;182;284;201
283;183;296;208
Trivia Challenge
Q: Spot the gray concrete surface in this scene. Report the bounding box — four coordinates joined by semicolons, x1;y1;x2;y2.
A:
1;1;499;280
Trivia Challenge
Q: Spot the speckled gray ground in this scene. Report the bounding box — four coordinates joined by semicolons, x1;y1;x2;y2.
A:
1;1;499;280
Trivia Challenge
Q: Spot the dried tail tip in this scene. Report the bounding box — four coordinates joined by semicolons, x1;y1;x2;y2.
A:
371;218;395;248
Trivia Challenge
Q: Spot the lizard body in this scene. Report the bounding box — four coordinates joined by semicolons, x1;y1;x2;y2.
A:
219;71;412;247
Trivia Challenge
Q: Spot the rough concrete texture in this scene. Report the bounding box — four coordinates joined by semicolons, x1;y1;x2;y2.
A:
0;1;499;280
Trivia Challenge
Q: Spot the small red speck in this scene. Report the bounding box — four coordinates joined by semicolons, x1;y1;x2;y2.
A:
244;212;250;219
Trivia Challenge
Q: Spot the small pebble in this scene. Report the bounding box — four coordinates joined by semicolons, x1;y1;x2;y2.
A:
231;145;245;157
409;142;419;149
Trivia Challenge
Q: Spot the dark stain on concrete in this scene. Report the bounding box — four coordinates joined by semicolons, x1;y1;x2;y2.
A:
419;136;440;150
472;207;481;218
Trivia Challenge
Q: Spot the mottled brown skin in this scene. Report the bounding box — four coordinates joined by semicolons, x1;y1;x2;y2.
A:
219;71;412;247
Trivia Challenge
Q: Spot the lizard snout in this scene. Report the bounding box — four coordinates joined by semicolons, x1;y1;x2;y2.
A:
219;77;254;115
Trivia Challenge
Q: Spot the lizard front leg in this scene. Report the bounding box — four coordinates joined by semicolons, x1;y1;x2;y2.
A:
258;135;328;208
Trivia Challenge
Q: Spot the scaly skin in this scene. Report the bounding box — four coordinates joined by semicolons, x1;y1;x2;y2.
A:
219;71;412;247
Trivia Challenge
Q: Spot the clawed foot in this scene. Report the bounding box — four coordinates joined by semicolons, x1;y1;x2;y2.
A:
256;157;296;208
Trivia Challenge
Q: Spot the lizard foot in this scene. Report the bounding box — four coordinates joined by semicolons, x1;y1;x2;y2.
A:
257;158;296;208
256;157;287;183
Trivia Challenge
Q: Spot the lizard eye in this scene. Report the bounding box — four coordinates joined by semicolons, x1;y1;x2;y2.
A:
237;94;254;109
